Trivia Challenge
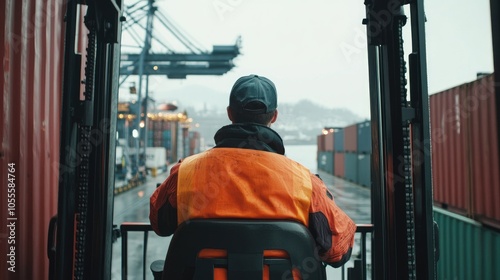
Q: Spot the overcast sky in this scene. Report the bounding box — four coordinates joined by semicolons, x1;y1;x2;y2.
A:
121;0;494;119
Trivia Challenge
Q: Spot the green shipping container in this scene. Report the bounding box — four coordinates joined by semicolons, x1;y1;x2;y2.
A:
344;152;358;182
357;154;371;187
317;151;334;175
434;208;500;280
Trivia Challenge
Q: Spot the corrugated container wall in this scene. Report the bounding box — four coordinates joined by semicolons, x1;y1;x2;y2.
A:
317;135;326;152
0;1;65;279
334;128;344;152
317;151;334;174
343;124;358;152
430;84;469;215
357;154;371;187
430;74;500;227
324;129;334;151
344;153;358;182
434;208;500;280
357;121;371;154
148;119;176;163
468;75;500;227
334;152;345;178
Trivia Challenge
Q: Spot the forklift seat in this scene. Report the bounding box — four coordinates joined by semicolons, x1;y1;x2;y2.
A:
153;219;326;280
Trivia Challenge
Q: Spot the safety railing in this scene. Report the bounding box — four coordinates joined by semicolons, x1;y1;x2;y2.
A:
342;224;373;280
119;223;374;280
120;223;153;280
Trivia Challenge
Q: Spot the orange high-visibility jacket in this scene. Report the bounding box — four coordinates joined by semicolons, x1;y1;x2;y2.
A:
150;147;356;267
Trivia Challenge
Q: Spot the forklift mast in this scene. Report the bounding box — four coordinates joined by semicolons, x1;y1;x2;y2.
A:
364;0;437;279
53;1;123;279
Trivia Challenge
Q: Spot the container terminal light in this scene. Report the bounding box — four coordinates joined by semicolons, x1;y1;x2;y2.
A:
132;129;139;138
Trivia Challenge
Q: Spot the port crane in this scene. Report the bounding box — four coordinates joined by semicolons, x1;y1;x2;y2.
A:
119;0;240;80
118;0;241;177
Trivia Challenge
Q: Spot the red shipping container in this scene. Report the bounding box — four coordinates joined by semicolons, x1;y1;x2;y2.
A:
468;75;500;227
430;84;469;215
154;130;162;139
163;120;172;130
430;74;500;227
344;124;358;152
0;0;65;279
325;130;334;151
334;153;345;178
317;134;326;152
154;120;162;129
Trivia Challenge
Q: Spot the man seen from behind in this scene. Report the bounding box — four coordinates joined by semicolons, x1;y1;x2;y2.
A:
150;74;357;271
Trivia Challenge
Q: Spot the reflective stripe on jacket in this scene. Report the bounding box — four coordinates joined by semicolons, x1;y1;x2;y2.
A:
177;148;312;225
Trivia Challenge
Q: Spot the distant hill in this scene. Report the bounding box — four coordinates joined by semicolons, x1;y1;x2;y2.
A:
158;85;364;146
155;84;228;112
273;100;363;144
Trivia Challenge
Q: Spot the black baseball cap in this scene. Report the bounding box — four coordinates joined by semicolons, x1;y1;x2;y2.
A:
229;74;277;114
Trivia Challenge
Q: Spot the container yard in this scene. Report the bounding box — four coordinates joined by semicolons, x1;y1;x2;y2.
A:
317;73;500;279
112;106;202;194
430;74;500;228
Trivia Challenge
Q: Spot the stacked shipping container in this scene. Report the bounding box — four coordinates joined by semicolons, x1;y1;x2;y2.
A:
148;119;176;163
357;121;372;188
317;74;500;230
343;124;358;182
333;128;346;178
118;114;203;166
317;128;335;174
316;74;500;279
317;122;371;188
0;1;65;279
430;74;500;228
147;118;201;161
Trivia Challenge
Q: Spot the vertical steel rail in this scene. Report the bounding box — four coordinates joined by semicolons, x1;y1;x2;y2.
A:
55;1;123;279
84;1;123;278
365;36;387;280
360;230;367;280
56;2;82;279
364;1;409;278
121;230;128;280
134;0;155;174
364;0;437;279
408;1;437;279
342;224;373;280
121;223;154;280
491;0;500;170
143;231;149;280
356;224;373;280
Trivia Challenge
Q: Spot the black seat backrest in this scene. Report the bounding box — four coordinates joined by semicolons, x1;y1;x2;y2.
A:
162;219;326;280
